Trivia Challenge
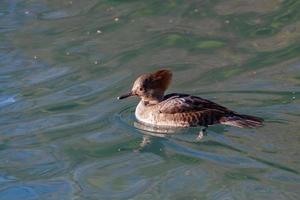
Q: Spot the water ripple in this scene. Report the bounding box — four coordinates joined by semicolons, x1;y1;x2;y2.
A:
0;180;73;200
0;95;16;108
0;148;69;178
74;153;163;199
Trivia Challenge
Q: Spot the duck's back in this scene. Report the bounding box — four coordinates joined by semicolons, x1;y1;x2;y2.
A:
135;93;263;128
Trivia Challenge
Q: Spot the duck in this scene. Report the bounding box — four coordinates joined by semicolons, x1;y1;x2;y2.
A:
118;69;263;135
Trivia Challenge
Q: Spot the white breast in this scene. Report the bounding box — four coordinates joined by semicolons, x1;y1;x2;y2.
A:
135;101;154;125
135;101;188;127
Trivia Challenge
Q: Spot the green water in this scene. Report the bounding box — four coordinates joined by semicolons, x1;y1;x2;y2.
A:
1;0;300;199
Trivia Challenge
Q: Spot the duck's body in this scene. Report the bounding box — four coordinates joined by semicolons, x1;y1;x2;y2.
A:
135;94;197;127
118;69;263;129
135;93;262;128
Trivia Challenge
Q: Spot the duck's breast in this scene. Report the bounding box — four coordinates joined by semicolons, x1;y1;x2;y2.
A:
135;101;156;125
135;101;192;127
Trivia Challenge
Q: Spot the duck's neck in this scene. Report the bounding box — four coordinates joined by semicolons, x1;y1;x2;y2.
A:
141;94;163;105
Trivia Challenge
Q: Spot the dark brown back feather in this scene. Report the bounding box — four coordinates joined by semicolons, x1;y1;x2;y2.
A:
160;93;263;128
160;93;231;114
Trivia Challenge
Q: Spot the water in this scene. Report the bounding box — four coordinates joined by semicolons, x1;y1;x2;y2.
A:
1;0;300;199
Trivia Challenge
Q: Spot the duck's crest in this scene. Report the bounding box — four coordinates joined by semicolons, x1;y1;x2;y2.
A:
149;69;172;91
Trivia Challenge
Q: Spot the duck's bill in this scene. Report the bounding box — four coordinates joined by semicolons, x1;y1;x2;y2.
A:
117;92;133;100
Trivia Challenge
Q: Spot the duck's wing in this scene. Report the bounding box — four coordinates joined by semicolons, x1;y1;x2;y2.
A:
160;93;263;128
159;93;232;114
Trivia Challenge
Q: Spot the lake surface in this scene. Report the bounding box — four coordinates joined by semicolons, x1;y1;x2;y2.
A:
1;0;300;199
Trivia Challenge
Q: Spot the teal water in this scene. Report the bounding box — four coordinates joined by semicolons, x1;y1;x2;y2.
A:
1;0;300;199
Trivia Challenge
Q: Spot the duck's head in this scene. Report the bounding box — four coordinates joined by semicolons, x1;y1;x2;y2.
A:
118;69;172;102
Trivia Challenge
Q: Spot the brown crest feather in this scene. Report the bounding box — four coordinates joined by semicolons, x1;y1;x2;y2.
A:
149;69;172;91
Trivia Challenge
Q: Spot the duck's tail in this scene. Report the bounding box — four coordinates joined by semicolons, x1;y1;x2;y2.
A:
220;113;264;128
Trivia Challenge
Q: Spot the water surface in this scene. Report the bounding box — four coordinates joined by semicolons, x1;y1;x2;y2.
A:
1;0;300;199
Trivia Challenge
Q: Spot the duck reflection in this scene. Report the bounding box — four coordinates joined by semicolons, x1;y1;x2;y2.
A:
133;121;206;151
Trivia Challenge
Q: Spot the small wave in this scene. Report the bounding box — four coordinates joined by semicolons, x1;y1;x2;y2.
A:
0;96;16;108
74;153;163;199
0;180;73;200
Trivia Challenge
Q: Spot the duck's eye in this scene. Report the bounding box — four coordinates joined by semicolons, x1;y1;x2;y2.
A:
139;87;144;92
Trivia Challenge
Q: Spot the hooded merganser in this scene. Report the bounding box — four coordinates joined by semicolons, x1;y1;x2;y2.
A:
118;69;263;134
